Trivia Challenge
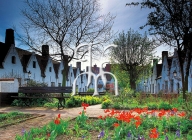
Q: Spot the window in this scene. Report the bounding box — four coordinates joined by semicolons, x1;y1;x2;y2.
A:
177;83;180;94
17;78;21;87
152;84;154;93
58;83;61;87
51;82;55;87
150;85;151;93
33;61;36;68
170;80;173;92
49;67;52;72
165;81;168;93
158;83;160;93
12;56;16;64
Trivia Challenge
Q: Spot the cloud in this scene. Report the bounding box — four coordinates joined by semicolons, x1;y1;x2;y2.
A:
99;0;150;34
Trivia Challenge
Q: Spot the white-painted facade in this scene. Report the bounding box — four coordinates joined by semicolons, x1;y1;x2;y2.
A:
0;29;115;92
138;49;192;94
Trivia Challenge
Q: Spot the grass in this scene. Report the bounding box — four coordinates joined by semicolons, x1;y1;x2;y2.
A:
106;92;191;111
0;111;42;128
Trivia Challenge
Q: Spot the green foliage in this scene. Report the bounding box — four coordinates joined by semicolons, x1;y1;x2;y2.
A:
111;63;130;89
111;102;121;109
0;111;24;121
65;96;102;108
27;80;48;87
43;99;58;108
15;118;70;140
11;80;49;107
110;29;156;89
107;91;186;110
159;102;172;110
15;105;192;139
76;110;89;128
147;103;158;110
86;88;94;92
101;99;112;109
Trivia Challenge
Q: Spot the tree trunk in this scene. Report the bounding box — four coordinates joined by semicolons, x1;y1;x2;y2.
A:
129;66;137;90
130;78;136;89
178;49;187;100
62;60;69;87
180;32;192;100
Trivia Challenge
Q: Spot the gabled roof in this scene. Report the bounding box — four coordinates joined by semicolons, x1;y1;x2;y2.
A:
16;47;32;73
35;55;48;77
21;54;32;72
53;62;60;78
16;47;32;59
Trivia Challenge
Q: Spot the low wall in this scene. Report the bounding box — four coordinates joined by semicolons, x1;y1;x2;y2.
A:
0;78;19;106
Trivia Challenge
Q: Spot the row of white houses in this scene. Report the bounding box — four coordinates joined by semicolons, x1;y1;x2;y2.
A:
137;49;192;94
0;29;114;92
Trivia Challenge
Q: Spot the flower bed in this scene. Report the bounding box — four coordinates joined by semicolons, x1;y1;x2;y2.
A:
0;111;44;128
15;103;192;140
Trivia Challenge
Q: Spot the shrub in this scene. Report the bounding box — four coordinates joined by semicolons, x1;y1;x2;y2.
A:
43;98;58;108
11;80;49;107
111;102;121;109
27;80;48;87
101;99;112;109
147;103;158;110
159;102;172;110
86;88;94;92
65;95;102;108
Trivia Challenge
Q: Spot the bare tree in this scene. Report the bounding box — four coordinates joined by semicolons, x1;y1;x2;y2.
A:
127;0;192;99
110;29;157;89
17;0;115;86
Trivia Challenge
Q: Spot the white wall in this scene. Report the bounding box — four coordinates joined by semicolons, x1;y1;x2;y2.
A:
0;45;24;84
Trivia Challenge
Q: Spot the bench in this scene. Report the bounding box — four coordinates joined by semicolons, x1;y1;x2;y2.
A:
77;92;105;96
11;86;72;109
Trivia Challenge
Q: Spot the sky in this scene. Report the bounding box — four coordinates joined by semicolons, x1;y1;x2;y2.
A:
0;0;173;69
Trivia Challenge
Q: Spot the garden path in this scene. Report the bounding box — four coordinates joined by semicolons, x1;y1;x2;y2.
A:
0;104;106;140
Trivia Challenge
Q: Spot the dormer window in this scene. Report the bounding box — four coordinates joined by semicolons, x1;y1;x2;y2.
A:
33;61;36;68
12;56;16;64
49;67;52;72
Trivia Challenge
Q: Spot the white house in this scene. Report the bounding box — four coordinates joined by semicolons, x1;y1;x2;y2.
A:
0;29;115;93
139;48;192;94
0;34;24;86
169;49;182;93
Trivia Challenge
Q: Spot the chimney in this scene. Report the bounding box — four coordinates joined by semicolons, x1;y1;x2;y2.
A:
5;29;15;46
86;66;88;72
64;55;68;61
162;51;168;63
105;64;111;72
42;45;49;57
76;62;81;71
